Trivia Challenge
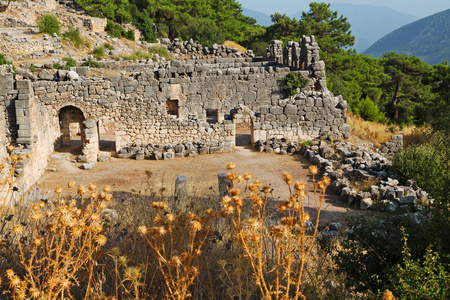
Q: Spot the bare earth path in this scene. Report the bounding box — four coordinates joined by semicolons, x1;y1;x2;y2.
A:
36;144;360;224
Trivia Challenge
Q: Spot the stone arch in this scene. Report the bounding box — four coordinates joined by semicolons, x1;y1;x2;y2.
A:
58;105;85;147
57;105;99;163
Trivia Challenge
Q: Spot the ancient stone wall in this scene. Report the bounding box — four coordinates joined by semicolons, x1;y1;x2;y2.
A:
0;35;349;203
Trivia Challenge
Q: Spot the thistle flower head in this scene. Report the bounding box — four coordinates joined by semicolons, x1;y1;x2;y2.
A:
282;171;292;185
138;226;148;235
170;256;182;267
190;220;202;232
103;185;111;192
227;162;236;170
206;208;215;218
262;186;271;194
54;186;63;194
243;173;251;180
88;183;97;191
6;145;14;153
165;214;175;222
68;181;75;188
309;165;319;175
294;181;306;191
96;234;107;246
12;225;23;234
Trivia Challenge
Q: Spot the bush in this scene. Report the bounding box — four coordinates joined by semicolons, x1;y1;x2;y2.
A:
183;19;225;47
92;45;105;60
62;26;84;48
388;230;450;300
0;53;12;65
280;72;308;97
148;46;172;61
103;43;114;51
322;213;435;295
392;142;448;206
121;50;152;61
105;20;135;41
52;57;77;70
249;41;269;57
37;14;61;35
356;96;387;123
81;57;102;68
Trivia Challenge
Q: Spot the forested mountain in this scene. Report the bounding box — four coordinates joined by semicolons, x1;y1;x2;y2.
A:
365;9;450;65
291;4;418;53
242;7;272;26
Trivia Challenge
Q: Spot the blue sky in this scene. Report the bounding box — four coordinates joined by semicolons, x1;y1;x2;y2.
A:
238;0;450;18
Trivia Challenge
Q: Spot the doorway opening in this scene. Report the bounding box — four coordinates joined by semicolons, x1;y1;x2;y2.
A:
58;106;85;154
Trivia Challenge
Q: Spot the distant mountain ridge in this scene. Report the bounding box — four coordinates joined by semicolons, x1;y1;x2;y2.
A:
241;4;418;53
242;7;272;27
291;4;418;53
364;9;450;65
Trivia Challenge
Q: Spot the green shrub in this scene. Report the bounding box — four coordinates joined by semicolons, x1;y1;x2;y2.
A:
183;19;225;47
92;45;105;60
392;143;448;206
121;50;152;61
103;43;114;51
30;65;35;72
105;20;135;41
53;57;77;70
148;46;172;61
37;14;61;35
0;54;11;65
63;26;84;48
82;57;102;68
322;213;433;295
388;230;450;300
249;41;269;57
355;96;387;123
280;72;308;98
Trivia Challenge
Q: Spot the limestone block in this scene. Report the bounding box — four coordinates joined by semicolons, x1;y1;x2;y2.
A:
175;175;188;198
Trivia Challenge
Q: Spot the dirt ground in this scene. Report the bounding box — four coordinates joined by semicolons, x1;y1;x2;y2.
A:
35;135;361;225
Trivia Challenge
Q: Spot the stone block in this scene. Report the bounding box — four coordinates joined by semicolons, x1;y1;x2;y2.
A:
218;173;231;196
163;151;174;160
175;175;188;198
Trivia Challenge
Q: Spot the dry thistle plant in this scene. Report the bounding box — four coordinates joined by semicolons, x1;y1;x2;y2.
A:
219;162;330;300
0;145;31;210
138;202;215;300
5;182;112;300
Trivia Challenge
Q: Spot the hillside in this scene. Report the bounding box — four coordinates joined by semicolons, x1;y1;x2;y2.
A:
291;4;418;53
365;9;450;65
242;7;272;26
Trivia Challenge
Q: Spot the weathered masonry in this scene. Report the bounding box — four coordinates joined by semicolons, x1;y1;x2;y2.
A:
0;36;349;195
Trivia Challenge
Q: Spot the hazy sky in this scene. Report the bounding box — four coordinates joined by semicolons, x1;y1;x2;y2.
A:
238;0;450;18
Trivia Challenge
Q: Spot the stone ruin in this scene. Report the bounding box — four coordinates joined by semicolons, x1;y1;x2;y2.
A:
0;35;350;198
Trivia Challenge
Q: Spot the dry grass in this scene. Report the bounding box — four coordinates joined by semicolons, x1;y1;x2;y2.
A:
347;112;417;148
223;41;247;53
1;152;352;299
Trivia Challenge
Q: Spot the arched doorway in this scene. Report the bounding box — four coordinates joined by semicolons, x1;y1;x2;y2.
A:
58;106;85;151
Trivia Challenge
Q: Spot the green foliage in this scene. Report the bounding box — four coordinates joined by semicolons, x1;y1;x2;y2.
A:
53;57;77;70
355;97;386;123
103;43;114;51
182;19;225;47
37;14;61;35
120;50;152;60
81;57;103;68
264;13;300;43
92;45;105;60
392;141;449;207
323;213;433;294
248;41;269;57
388;231;450;300
280;72;308;97
74;0;132;23
62;26;84;48
0;54;11;65
300;2;355;54
105;20;135;41
148;46;172;61
380;52;434;125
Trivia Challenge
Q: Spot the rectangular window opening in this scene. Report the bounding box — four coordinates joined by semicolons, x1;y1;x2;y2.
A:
206;109;218;124
166;99;179;117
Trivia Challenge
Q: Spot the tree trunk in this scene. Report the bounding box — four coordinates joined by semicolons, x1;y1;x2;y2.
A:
169;23;175;41
392;81;401;119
